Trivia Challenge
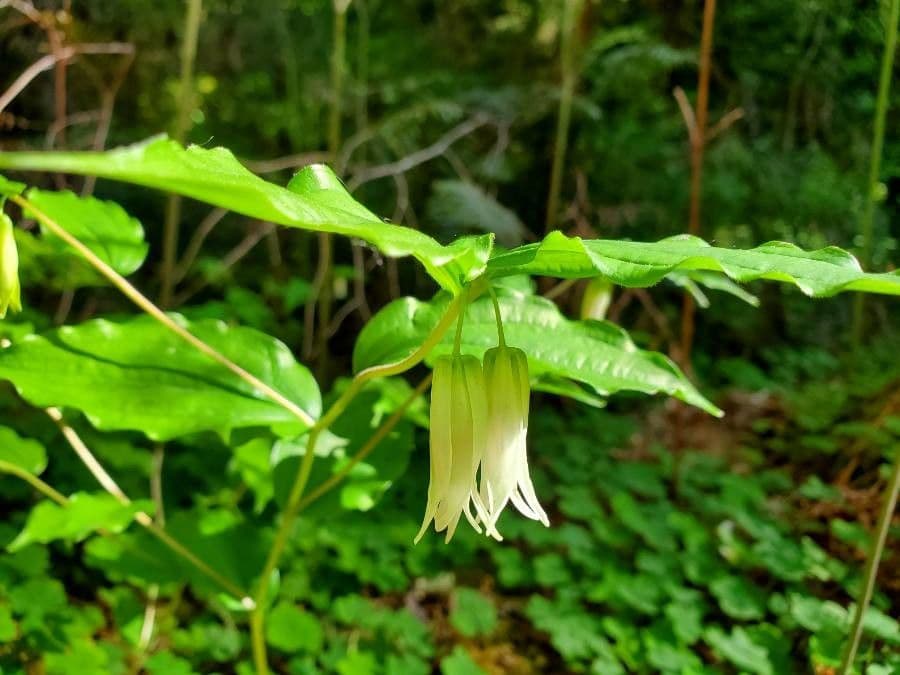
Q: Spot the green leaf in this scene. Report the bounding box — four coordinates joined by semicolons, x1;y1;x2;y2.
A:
0;137;492;291
0;425;47;474
704;626;773;675
354;291;720;415
667;269;761;307
488;232;900;297
266;603;323;654
440;646;487;675
426;179;528;247
0;602;17;643
0;314;320;441
8;492;152;551
450;588;498;637
24;188;148;276
0;174;26;197
709;575;767;620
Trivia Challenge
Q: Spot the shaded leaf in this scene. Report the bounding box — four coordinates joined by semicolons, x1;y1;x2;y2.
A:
427;179;528;246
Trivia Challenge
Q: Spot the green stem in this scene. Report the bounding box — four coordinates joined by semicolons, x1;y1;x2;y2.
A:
160;0;203;309
0;460;68;505
544;0;585;233
250;292;463;675
838;448;900;674
296;374;432;513
489;288;506;347
852;0;899;344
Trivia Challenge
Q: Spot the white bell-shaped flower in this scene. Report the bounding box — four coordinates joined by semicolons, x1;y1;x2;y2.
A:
415;354;491;543
480;345;548;537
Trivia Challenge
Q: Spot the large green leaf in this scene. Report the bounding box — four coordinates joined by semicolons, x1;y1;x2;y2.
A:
487;232;900;296
0;315;320;441
23;188;148;276
353;291;720;415
0;136;492;291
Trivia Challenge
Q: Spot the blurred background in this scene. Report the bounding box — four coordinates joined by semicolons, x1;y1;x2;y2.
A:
1;1;899;673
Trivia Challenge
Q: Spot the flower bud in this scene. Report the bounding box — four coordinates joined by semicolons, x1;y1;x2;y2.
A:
0;213;21;318
416;354;490;543
480;345;548;536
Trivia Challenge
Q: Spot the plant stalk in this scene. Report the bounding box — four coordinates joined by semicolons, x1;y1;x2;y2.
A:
838;447;900;674
160;0;202;309
250;293;463;675
544;0;585;234
851;0;900;345
307;0;351;374
679;0;717;366
295;374;432;513
0;460;68;505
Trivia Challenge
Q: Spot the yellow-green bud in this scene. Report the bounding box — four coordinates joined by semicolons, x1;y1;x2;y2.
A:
0;213;21;318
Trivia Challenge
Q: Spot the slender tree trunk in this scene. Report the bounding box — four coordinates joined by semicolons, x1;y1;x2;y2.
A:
851;0;899;346
159;0;202;309
678;0;717;367
544;0;586;234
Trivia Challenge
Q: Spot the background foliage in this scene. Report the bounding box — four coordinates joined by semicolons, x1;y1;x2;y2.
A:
0;0;898;673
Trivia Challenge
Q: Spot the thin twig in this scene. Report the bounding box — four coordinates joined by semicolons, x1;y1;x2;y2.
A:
673;86;698;146
172;207;229;284
0;43;133;114
347;114;491;190
172;221;273;306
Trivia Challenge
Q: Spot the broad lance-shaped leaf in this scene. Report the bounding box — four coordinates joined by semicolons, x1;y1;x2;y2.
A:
354;291;721;416
0;137;492;292
0;315;320;441
23;187;148;277
488;231;900;297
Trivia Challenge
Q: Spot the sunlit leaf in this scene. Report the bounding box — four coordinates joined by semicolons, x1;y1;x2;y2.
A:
488;232;900;296
0;315;320;441
8;492;152;551
0;137;492;291
24;188;148;276
0;426;47;475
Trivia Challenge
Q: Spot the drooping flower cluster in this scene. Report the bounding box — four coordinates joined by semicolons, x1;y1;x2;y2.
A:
416;299;548;543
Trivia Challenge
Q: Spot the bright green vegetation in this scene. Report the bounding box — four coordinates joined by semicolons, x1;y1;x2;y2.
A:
0;1;898;674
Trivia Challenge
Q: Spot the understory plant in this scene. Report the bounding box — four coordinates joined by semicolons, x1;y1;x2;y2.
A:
0;136;898;673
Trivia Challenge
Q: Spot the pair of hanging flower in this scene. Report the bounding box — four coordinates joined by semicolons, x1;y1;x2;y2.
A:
416;293;548;543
